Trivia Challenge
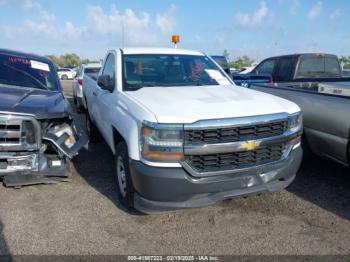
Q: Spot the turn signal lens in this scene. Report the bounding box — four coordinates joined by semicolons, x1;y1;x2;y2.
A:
141;122;184;163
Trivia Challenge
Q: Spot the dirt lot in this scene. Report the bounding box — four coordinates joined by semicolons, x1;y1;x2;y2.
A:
0;80;349;255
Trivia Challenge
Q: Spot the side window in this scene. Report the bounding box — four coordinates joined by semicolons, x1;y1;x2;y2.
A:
255;59;276;75
102;54;116;88
275;58;293;82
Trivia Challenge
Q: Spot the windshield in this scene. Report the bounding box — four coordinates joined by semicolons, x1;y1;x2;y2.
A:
123;54;231;90
211;56;229;69
0;53;58;91
296;55;341;78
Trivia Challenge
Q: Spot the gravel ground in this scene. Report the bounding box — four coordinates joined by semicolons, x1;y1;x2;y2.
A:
0;80;349;255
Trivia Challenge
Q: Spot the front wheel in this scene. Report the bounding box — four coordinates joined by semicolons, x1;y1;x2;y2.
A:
114;142;135;209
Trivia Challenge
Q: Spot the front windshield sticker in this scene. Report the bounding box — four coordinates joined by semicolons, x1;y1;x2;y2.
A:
30;60;50;72
9;56;30;65
205;69;230;85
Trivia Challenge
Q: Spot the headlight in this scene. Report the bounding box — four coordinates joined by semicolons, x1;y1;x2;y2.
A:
288;112;303;132
22;120;36;145
141;121;184;163
52;124;76;148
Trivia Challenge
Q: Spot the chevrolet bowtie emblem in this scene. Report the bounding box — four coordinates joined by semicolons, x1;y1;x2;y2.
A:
240;140;261;151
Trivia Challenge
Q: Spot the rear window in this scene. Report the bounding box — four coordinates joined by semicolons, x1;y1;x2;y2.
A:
275;58;294;82
85;67;100;75
255;59;275;75
0;53;59;91
296;55;341;78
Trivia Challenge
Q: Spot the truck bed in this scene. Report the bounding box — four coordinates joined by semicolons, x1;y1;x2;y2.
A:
250;81;350;166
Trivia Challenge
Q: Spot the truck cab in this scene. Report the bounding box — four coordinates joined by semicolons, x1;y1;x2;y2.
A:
83;48;303;214
251;53;342;82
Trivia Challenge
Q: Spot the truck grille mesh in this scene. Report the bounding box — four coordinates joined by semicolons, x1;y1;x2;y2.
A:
0;124;21;145
185;120;288;144
185;143;287;173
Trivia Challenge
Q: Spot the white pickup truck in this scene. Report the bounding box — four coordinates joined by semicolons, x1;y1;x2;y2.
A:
83;48;303;214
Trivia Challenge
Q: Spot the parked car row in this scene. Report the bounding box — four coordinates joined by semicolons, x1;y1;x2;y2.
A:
72;63;101;111
57;67;76;80
0;47;348;215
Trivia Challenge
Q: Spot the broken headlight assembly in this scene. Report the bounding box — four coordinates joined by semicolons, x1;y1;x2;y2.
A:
51;124;76;148
42;120;82;159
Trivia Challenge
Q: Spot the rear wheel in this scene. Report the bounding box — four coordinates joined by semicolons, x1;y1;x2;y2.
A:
61;74;68;80
114;142;135;209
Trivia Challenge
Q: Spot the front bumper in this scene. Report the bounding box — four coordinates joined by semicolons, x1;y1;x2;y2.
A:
130;147;302;214
0;152;70;187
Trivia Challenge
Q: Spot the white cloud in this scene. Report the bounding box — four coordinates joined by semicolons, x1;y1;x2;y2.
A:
308;1;323;20
235;1;269;28
86;4;176;45
156;4;176;34
329;9;341;21
290;0;300;15
0;3;177;48
22;0;55;21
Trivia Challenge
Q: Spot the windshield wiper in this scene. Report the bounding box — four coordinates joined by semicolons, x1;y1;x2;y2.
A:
2;63;49;90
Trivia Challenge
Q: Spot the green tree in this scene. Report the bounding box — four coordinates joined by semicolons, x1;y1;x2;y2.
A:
46;55;63;68
229;56;254;69
61;53;81;68
222;49;230;61
339;56;350;69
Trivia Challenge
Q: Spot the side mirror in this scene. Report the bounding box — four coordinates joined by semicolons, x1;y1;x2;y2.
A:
97;75;114;92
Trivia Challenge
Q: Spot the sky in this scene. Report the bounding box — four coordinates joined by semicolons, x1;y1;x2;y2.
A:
0;0;349;61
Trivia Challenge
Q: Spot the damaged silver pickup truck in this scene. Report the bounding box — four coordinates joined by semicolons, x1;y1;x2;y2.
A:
0;49;87;187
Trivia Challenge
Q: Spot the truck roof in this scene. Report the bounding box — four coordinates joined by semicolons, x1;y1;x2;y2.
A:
263;53;338;60
120;47;204;56
83;63;101;68
0;48;53;64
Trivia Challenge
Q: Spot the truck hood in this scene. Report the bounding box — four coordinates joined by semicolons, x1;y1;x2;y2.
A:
126;85;300;123
0;85;68;119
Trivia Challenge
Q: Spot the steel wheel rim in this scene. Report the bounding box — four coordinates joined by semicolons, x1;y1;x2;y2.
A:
116;156;127;197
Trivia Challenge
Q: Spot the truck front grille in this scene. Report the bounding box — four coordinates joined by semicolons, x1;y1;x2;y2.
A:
0;124;21;145
185;143;287;173
184;120;288;144
0;115;39;151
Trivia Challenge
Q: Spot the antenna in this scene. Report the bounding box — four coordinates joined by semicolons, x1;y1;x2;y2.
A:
122;21;125;48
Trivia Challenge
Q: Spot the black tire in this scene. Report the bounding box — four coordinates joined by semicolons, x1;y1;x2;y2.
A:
61;75;68;80
114;142;135;209
86;111;101;143
76;99;84;113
